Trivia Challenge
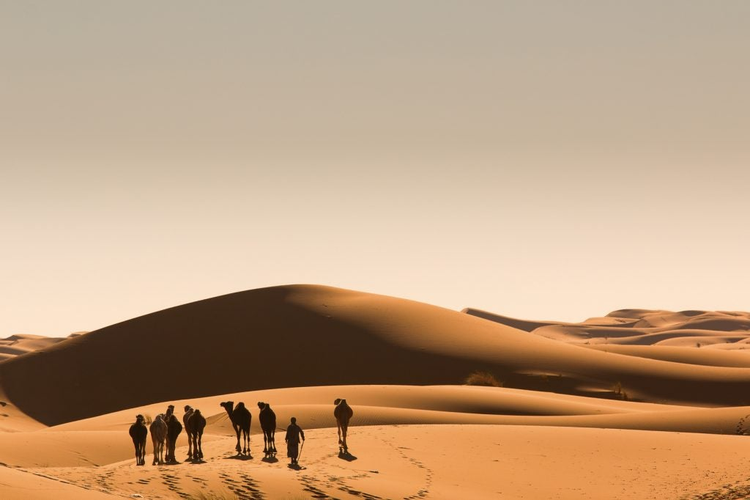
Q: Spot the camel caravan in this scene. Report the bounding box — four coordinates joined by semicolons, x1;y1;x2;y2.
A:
128;399;354;467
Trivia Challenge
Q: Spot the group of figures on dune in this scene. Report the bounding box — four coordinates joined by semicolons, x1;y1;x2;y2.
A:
128;398;354;467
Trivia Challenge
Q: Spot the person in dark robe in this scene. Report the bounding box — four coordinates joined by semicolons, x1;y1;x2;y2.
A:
285;417;305;465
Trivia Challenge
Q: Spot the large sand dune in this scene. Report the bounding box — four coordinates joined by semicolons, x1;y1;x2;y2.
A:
3;285;750;499
4;286;750;426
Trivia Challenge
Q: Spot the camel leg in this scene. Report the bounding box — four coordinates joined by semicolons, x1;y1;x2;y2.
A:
342;423;349;452
186;432;192;460
271;430;276;453
196;431;203;459
234;427;242;453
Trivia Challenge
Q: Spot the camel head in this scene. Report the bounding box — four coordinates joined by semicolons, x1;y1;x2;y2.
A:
136;414;145;424
220;401;234;413
258;401;267;410
334;398;346;406
184;405;192;413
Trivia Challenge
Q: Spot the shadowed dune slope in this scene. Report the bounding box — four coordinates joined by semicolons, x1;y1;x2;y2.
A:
5;285;750;426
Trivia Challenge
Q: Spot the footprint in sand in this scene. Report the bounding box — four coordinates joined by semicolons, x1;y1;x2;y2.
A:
299;474;340;500
384;438;433;500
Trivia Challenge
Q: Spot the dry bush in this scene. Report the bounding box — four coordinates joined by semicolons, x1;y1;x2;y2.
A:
464;371;503;387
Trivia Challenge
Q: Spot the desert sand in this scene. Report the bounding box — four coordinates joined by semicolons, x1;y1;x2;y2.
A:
3;285;750;499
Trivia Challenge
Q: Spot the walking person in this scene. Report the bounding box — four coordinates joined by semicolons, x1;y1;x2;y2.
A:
285;417;305;466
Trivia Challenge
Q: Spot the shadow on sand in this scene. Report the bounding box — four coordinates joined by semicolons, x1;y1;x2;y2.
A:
224;453;253;461
261;455;279;464
338;451;357;462
288;463;305;471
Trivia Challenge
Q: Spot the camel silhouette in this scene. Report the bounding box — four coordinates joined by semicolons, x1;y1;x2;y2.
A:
258;402;277;456
334;398;354;453
149;414;168;465
128;414;148;466
221;401;251;456
165;413;182;464
183;405;195;460
188;408;206;461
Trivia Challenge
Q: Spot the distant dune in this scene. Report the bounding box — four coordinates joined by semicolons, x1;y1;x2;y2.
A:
0;334;68;362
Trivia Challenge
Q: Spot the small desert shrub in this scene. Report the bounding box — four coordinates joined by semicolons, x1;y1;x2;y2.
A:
464;371;503;387
612;381;629;401
736;414;750;435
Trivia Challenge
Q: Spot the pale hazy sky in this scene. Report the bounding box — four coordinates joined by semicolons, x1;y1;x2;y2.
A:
2;2;749;336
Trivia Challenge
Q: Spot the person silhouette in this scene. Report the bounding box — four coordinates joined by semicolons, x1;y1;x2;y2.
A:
285;417;305;466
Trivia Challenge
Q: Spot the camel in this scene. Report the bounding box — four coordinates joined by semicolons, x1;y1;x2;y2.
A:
128;414;148;466
188;408;206;461
165;413;183;464
257;402;277;455
149;414;168;465
334;398;354;453
220;401;251;456
183;405;195;460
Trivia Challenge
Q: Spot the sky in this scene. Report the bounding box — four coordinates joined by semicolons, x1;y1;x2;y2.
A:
2;1;749;336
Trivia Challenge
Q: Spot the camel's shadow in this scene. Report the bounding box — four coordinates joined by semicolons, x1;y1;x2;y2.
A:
261;454;279;464
188;458;207;465
338;451;357;462
224;453;253;461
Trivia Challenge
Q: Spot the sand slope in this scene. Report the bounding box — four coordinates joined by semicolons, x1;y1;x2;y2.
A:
0;335;70;362
4;287;750;499
4;424;750;500
4;286;750;426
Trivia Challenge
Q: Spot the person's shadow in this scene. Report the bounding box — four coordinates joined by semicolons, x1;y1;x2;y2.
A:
288;462;304;470
338;451;357;462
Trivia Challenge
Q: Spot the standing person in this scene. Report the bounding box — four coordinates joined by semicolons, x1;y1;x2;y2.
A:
285;417;305;466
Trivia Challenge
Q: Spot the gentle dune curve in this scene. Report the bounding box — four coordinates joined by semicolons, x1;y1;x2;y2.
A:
5;285;750;426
